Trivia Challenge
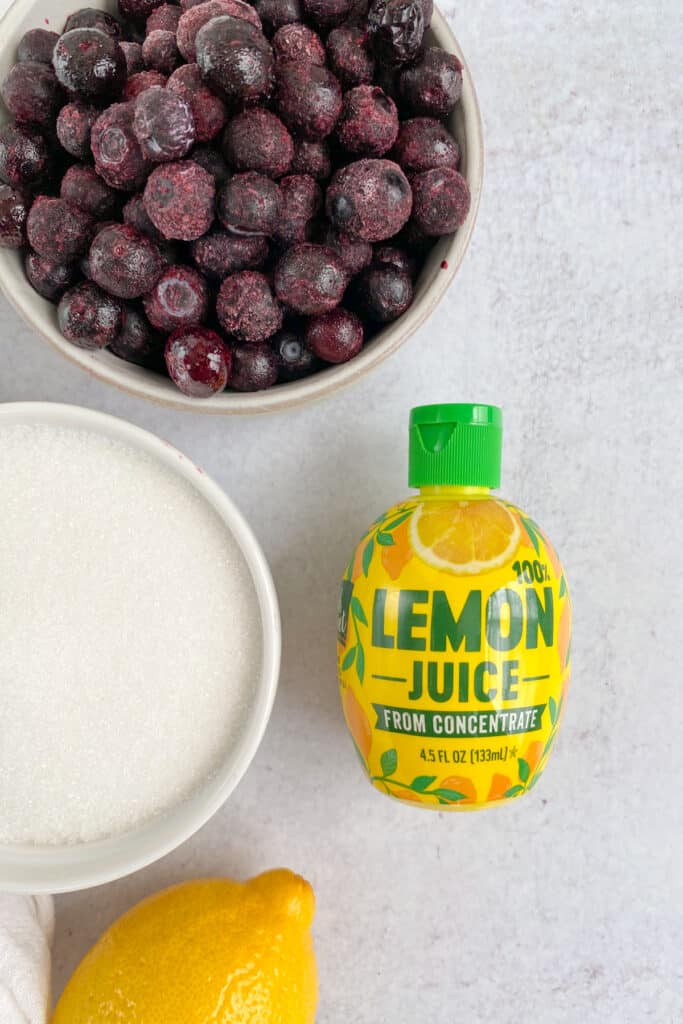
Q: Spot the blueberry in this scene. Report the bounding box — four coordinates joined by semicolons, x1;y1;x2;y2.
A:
144;264;210;331
229;342;279;390
305;307;363;362
133;87;196;162
24;250;75;299
274;242;346;315
195;16;273;104
52;29;126;101
217;271;283;342
367;0;424;65
58;281;126;350
16;29;60;65
88;223;164;299
0;185;29;249
217;172;282;237
165;326;232;397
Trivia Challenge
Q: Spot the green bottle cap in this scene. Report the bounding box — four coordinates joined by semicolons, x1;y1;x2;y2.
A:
409;404;503;489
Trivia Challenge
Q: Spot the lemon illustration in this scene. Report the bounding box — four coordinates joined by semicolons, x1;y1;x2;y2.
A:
410;498;520;574
53;870;317;1024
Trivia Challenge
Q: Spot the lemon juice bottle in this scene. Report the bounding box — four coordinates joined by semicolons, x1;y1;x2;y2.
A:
337;404;571;809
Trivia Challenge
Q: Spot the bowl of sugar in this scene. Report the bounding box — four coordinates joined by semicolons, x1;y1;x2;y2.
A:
0;402;280;893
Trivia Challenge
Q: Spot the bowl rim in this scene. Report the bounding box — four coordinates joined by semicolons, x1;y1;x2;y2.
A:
0;3;483;414
0;401;281;893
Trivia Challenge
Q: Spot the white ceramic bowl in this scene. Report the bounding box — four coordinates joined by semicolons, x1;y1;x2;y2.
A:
0;1;483;413
0;402;281;893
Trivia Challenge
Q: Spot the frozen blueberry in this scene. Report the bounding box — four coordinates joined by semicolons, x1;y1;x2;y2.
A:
273;174;321;246
123;193;163;240
326;26;374;87
60;165;119;220
253;0;302;36
391;117;460;174
58;281;125;350
368;0;424;65
196;16;273;103
64;9;124;38
24;250;76;298
336;85;398;156
305;307;363;362
109;305;162;367
177;0;261;62
398;47;463;117
271;327;317;380
191;229;268;279
165;326;231;397
275;61;342;140
229;342;278;390
0;125;50;189
167;64;227;142
190;144;230;184
373;243;416;278
133;87;195;162
91;103;151;191
351;262;412;321
144;264;209;330
410;166;470;235
323;226;372;277
303;0;354;29
217;172;281;237
326;158;412;241
142;29;181;73
222;109;293;179
0;185;29;248
1;62;64;128
274;242;345;314
272;24;325;66
146;4;182;32
290;139;331;181
27;196;94;261
144;159;216;239
217;270;283;342
89;223;164;298
120;40;145;74
55;102;97;160
124;70;169;99
17;29;60;65
52;29;126;101
119;0;170;22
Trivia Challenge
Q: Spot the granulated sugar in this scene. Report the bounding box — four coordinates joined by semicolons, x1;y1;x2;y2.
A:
0;423;261;846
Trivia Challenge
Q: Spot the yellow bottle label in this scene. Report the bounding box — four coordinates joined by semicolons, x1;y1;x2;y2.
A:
337;496;571;809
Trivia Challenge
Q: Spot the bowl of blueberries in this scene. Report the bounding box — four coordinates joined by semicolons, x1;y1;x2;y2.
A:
0;0;483;412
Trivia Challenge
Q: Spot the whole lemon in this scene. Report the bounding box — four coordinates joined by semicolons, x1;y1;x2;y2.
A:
53;869;318;1024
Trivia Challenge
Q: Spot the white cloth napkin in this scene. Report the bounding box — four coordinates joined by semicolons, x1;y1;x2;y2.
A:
0;895;54;1024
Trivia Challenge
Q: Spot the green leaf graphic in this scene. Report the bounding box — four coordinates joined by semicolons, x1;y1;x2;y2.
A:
542;735;555;760
521;516;541;556
376;532;394;546
350;596;368;626
504;784;525;798
518;758;530;783
384;511;412;531
381;749;398;777
548;696;558;725
362;538;374;576
341;646;356;671
527;772;542;791
559;575;567;598
356;644;365;684
411;775;437;792
431;788;467;802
